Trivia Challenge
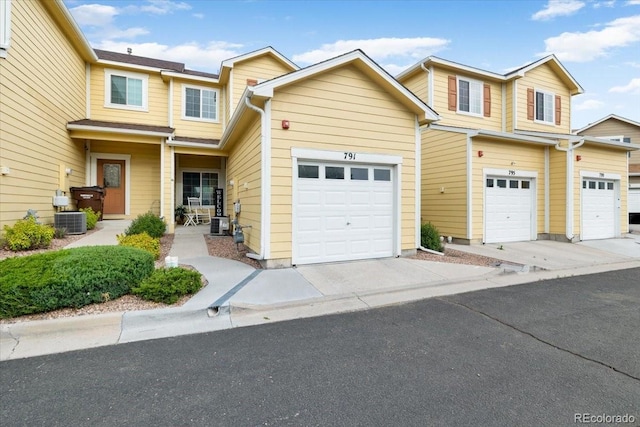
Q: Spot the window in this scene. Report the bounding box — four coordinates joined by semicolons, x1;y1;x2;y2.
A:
0;0;11;58
298;165;319;179
535;90;554;124
602;135;631;144
509;180;519;189
325;167;344;180
374;169;391;181
497;179;507;188
521;181;530;189
486;178;494;188
607;182;614;190
183;85;219;121
351;168;368;180
458;77;482;115
105;69;148;110
182;172;218;205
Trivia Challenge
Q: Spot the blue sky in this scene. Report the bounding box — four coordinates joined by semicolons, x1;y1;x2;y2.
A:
64;0;640;129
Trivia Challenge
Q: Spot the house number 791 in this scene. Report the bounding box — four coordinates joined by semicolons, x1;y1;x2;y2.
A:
344;152;356;160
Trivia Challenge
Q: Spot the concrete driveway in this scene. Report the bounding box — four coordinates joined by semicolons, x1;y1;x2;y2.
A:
448;234;640;271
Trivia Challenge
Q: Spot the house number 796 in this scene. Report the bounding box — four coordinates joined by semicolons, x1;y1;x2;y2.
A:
344;152;356;160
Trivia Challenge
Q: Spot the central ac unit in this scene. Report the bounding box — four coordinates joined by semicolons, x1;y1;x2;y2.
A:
210;216;229;236
54;212;87;235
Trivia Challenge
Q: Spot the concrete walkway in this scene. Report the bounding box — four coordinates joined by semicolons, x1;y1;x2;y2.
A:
2;220;639;361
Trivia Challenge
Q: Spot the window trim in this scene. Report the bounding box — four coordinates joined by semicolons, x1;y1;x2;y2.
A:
534;88;555;125
0;0;11;57
104;68;149;111
456;76;483;117
181;84;220;123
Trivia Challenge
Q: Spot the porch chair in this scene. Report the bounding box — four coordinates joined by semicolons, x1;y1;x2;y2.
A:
187;197;211;225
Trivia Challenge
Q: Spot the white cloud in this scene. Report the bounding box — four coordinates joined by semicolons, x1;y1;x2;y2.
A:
539;15;640;61
532;0;585;21
139;0;191;15
593;1;616;8
94;40;244;73
69;4;119;27
627;0;640;5
626;61;640;67
609;77;640;93
193;13;204;19
292;37;450;65
574;99;605;110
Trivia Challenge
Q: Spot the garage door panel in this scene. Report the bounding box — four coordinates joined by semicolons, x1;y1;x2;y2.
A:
298;217;321;231
582;179;615;240
325;215;347;231
485;177;532;243
295;162;395;264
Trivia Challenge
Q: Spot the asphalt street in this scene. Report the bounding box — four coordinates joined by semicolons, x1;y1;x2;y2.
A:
1;268;638;426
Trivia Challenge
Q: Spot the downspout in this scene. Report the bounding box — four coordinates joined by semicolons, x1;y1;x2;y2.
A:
554;137;585;241
243;95;268;261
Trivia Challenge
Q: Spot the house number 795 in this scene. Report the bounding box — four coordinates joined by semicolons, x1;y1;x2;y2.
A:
344;152;356;160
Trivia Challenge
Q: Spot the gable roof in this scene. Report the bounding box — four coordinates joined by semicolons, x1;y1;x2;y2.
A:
249;49;439;122
220;50;439;148
574;114;640;134
397;54;583;95
218;46;298;82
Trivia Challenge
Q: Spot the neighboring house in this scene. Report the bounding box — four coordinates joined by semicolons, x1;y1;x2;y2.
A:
397;56;638;244
0;0;439;267
574;114;640;223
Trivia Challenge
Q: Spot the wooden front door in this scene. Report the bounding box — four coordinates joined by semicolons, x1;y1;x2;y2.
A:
97;159;125;215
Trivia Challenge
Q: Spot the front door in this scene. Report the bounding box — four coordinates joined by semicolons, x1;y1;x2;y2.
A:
97;159;125;215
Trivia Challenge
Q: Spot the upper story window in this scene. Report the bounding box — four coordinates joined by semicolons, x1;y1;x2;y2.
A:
527;87;561;126
458;77;483;115
104;69;148;111
535;90;554;124
0;0;11;58
183;85;219;122
448;75;491;117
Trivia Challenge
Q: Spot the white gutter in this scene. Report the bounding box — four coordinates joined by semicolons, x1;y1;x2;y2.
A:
167;140;222;150
160;138;165;220
415;117;421;249
66;124;173;138
553;136;585;241
243;95;270;261
420;63;432;107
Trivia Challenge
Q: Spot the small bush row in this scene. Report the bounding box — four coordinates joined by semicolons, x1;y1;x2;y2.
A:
0;246;154;318
132;267;202;304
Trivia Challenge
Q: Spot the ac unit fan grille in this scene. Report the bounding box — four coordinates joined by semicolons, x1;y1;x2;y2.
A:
54;212;87;235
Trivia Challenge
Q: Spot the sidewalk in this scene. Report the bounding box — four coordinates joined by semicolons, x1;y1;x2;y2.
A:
2;221;639;361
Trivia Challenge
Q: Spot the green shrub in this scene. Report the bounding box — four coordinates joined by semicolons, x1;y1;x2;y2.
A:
0;246;154;318
3;217;55;251
125;212;166;238
54;227;67;239
79;207;100;230
132;267;202;304
421;222;443;252
117;232;160;259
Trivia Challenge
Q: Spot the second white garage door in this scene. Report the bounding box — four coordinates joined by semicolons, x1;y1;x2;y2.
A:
485;177;533;243
581;179;616;240
294;162;394;265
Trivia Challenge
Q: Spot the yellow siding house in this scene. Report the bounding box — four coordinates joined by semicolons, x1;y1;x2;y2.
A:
398;56;638;243
575;114;640;224
1;0;439;268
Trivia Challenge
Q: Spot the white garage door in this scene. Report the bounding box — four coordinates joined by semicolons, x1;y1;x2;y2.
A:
485;177;533;243
295;162;394;265
629;188;640;214
582;179;616;240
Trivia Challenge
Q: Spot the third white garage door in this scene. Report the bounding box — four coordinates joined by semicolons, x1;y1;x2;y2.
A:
485;177;534;243
581;178;616;240
294;162;394;265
